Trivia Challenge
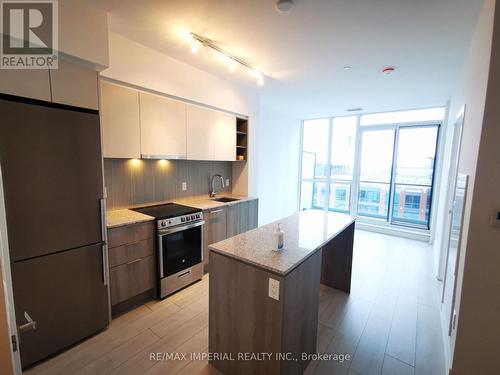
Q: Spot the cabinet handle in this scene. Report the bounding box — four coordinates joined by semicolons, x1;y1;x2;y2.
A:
210;209;223;215
127;258;143;265
126;240;143;247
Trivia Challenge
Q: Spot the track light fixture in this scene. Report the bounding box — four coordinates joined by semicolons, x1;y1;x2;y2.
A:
189;32;265;86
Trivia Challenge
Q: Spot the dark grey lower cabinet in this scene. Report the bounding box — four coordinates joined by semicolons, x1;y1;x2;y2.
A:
203;199;258;271
203;207;227;269
109;255;155;305
226;199;259;237
107;222;156;315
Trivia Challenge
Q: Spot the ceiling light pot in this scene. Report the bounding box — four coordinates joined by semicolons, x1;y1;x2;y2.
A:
275;0;294;12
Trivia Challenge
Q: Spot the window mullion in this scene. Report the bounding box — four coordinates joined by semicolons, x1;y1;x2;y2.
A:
324;117;334;212
351;115;362;216
388;127;400;223
297;120;305;211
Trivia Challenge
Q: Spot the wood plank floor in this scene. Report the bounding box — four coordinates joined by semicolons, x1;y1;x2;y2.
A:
26;229;446;375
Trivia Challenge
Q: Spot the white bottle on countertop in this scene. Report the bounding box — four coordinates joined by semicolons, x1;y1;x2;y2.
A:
274;223;284;251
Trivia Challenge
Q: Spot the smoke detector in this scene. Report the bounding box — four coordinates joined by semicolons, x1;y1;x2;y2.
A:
275;0;294;12
382;66;396;75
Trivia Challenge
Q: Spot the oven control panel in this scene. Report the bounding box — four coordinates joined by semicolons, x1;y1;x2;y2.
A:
158;212;203;229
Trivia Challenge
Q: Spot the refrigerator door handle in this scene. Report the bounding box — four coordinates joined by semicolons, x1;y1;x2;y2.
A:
99;198;109;286
100;198;108;243
102;243;109;286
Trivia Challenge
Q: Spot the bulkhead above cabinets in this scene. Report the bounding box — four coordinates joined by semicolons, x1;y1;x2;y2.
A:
99;81;246;162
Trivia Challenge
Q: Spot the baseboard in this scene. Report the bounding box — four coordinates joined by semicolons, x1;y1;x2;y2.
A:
111;289;155;317
439;304;453;374
355;221;431;242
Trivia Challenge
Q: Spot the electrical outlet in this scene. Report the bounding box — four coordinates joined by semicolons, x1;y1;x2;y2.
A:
181;182;187;191
490;208;500;228
226;179;230;186
268;278;280;300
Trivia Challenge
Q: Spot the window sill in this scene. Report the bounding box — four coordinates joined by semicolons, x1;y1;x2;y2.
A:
355;220;430;242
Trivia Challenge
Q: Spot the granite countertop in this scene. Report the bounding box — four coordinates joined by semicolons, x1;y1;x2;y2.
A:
209;210;355;275
174;194;258;211
106;209;154;228
106;194;258;228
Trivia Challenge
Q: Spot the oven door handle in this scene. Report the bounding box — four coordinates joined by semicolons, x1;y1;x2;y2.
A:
158;220;205;235
158;233;165;279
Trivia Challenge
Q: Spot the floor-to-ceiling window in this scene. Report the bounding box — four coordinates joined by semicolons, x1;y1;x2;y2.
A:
299;108;444;230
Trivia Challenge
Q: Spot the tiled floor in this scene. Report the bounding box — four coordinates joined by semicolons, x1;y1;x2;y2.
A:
27;229;446;375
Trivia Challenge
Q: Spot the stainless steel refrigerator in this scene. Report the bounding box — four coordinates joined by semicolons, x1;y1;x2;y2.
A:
0;95;109;368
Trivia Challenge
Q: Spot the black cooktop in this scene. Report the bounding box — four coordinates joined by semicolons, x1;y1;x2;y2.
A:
131;203;200;219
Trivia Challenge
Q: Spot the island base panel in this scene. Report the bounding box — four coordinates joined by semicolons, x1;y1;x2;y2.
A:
209;250;321;375
320;222;354;293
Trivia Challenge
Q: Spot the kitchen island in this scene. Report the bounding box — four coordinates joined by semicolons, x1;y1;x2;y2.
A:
208;210;355;375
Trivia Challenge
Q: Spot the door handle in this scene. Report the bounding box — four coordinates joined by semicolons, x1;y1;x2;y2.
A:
210;209;223;215
18;312;37;334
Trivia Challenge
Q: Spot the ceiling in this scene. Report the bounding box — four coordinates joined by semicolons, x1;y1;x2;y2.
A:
90;0;484;118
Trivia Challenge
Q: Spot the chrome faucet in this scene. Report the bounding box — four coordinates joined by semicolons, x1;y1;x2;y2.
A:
210;174;225;198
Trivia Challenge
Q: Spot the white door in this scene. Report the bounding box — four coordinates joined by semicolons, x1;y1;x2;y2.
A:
186;105;214;160
440;106;466;337
139;92;187;159
213;111;236;161
100;82;141;159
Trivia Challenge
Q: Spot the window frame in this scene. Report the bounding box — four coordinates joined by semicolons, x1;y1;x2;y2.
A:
298;115;358;214
298;109;443;233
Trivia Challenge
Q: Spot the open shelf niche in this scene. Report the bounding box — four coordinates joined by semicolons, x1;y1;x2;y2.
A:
236;117;248;161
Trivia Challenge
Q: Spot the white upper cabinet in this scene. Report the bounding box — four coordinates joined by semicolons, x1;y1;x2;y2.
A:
187;104;215;161
139;92;187;159
50;58;99;110
0;57;99;109
100;82;141;158
213;111;236;161
0;69;51;101
99;82;242;162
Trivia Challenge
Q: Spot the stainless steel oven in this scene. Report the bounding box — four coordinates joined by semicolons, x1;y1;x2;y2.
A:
131;203;205;299
158;219;204;298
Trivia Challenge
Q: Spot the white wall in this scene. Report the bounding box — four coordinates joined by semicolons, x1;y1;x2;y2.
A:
101;32;260;198
432;0;498;372
257;104;301;225
451;0;500;373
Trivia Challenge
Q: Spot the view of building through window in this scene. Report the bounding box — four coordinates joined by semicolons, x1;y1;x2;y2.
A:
299;108;443;229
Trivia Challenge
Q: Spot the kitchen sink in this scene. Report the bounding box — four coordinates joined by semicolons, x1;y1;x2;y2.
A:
211;197;240;203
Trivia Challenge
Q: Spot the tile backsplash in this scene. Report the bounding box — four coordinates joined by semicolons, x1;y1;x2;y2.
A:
104;159;232;210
